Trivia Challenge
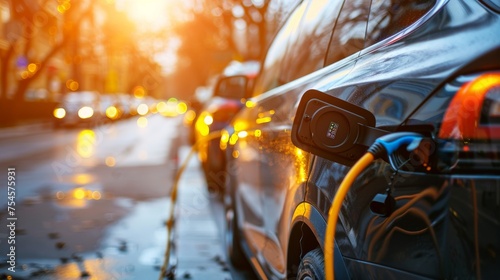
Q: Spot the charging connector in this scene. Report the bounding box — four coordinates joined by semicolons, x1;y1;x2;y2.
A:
325;132;424;280
368;132;424;157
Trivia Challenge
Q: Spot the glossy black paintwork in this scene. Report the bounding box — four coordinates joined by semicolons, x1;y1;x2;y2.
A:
225;0;500;279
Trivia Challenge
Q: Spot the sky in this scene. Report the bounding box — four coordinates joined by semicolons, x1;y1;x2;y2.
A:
116;0;188;32
116;0;185;74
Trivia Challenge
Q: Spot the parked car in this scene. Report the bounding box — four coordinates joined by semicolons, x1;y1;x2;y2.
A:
53;91;102;128
193;60;259;194
218;0;500;279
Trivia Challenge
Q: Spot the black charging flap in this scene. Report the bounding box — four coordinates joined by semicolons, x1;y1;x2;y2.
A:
292;89;385;166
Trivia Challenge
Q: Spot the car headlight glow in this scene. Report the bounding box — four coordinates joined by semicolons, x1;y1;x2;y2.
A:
106;106;118;119
78;106;94;119
137;103;149;116
53;108;66;119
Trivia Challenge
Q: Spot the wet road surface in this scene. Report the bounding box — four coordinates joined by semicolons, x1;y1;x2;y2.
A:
0;115;177;279
0;115;256;280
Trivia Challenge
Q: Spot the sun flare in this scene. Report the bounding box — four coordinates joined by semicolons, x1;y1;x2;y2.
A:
118;0;173;31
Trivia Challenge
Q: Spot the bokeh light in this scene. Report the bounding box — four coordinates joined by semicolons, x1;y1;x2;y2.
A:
76;130;96;158
73;187;86;200
133;86;146;99
176;101;188;114
27;63;38;73
106;106;119;119
78;106;94;119
105;156;116;167
137;116;148;127
53;108;66;119
137;103;149;115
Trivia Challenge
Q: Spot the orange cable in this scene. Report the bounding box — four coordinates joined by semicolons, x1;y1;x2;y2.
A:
325;153;375;280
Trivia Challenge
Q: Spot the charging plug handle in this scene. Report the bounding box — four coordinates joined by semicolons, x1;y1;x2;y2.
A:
368;132;424;158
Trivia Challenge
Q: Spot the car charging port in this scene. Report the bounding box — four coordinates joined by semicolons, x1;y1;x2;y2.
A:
292;89;390;166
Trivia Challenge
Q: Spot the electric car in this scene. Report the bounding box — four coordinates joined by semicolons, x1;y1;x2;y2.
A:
217;0;500;279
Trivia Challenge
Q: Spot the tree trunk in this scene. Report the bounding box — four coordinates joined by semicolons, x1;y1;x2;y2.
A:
10;40;64;102
6;1;93;102
0;44;15;100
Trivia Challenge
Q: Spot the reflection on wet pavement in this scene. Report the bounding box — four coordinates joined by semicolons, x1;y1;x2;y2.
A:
2;198;171;279
0;115;180;279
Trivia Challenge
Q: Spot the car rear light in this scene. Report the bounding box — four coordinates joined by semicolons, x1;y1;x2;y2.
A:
400;72;500;174
436;72;500;173
439;73;500;140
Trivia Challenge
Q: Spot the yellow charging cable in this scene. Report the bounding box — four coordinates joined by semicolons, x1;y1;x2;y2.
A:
159;130;222;280
324;153;374;280
324;132;423;280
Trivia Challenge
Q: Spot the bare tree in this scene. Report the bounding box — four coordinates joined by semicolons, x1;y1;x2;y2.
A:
168;0;299;100
0;0;95;100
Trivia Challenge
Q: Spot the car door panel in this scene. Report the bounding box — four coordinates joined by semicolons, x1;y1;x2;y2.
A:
257;62;358;275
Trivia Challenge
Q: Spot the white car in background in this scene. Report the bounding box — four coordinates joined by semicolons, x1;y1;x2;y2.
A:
53;91;102;128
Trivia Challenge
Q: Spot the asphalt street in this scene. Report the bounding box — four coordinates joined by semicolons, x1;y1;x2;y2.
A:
0;115;253;279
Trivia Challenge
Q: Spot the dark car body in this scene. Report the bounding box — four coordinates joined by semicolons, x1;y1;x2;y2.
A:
221;0;500;279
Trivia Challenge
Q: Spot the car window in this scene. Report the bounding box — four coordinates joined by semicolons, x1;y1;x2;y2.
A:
281;0;344;83
325;0;370;66
251;1;309;97
365;0;436;46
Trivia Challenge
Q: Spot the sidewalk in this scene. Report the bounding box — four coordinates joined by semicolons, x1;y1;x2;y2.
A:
172;146;233;280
